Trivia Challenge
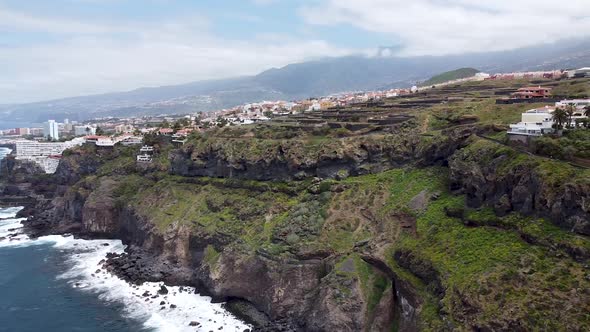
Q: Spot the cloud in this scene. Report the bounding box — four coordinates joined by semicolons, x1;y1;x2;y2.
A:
251;0;278;5
0;6;113;34
300;0;590;55
0;7;355;103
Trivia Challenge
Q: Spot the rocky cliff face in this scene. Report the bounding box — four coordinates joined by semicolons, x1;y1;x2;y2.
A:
170;127;479;181
449;139;590;235
13;127;590;331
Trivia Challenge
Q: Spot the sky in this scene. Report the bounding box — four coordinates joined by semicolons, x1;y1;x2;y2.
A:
1;0;589;104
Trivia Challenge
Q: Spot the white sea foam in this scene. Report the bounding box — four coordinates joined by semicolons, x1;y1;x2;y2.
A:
0;207;251;332
0;206;29;246
0;206;24;219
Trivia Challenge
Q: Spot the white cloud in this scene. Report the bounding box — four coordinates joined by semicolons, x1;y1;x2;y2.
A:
251;0;278;5
0;7;355;103
0;6;113;34
300;0;590;55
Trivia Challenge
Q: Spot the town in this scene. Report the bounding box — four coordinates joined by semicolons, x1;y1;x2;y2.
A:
1;67;589;173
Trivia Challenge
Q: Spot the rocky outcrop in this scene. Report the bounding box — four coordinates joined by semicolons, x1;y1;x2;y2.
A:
0;156;44;183
449;139;590;235
81;178;121;236
170;126;481;181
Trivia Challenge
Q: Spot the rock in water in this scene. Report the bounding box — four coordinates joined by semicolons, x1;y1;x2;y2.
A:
158;285;169;295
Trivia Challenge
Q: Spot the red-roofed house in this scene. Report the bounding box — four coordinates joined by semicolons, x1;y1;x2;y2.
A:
511;86;552;99
158;128;174;135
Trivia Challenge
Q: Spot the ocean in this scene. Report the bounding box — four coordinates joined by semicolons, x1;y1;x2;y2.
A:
0;147;10;167
0;207;250;332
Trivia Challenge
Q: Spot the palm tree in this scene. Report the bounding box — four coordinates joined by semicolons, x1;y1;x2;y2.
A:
565;104;576;128
552;107;568;135
584;105;590;128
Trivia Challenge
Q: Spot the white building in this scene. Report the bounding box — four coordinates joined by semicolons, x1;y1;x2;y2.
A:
555;99;590;113
115;124;135;134
137;154;152;162
119;136;143;146
74;125;96;136
14;138;85;173
43;120;59;141
566;67;590;79
508;107;556;137
509;102;589;138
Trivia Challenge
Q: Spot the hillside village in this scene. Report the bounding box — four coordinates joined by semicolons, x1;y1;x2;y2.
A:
1;67;589;173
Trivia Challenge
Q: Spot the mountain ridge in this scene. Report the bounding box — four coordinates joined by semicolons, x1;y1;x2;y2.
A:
1;38;589;127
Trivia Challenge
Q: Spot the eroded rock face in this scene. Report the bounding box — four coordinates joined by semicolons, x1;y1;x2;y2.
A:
449;142;590;235
201;249;325;320
11;126;496;331
169;126;486;182
0;157;44;182
82;178;120;236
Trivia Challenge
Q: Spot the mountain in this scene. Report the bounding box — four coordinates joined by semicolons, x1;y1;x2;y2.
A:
1;38;589;127
419;68;480;87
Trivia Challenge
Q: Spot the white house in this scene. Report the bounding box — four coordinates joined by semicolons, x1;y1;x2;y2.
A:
566;67;590;79
74;125;96;136
555;99;590;113
508;107;556;137
509;102;589;138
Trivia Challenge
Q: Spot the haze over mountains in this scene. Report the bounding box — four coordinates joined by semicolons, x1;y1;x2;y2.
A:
1;38;589;128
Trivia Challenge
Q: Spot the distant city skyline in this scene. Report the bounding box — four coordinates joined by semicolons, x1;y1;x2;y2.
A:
1;0;589;103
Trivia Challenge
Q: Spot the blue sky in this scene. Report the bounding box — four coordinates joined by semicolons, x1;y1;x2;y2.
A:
0;0;588;103
0;0;392;49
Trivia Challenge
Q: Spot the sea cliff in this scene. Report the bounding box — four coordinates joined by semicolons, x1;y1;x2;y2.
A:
3;125;589;331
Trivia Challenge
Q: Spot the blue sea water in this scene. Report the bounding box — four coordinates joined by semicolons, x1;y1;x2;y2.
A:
0;208;250;332
0;242;148;332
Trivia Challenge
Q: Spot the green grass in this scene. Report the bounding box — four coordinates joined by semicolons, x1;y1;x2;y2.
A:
550;78;590;98
310;164;589;330
377;167;590;330
420;68;480;87
203;245;221;267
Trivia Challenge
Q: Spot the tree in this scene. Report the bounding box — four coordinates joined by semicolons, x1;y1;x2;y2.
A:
552;107;568;134
172;120;182;131
85;127;91;135
216;116;229;128
96;126;105;136
565;104;576;128
161;119;170;128
263;111;273;118
582;105;590;129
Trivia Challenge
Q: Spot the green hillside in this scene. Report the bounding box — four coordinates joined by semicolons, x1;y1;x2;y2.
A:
420;67;480;86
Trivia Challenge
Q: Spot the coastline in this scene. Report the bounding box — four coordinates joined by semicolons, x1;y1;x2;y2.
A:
0;206;252;332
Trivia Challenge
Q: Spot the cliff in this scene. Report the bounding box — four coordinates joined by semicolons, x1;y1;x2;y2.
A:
11;127;590;331
169;127;477;181
449;139;590;235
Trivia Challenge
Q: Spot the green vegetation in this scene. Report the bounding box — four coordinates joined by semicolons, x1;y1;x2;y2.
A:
550;78;590;98
420;68;479;87
460;139;590;186
56;75;590;331
203;245;221;266
531;129;590;160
